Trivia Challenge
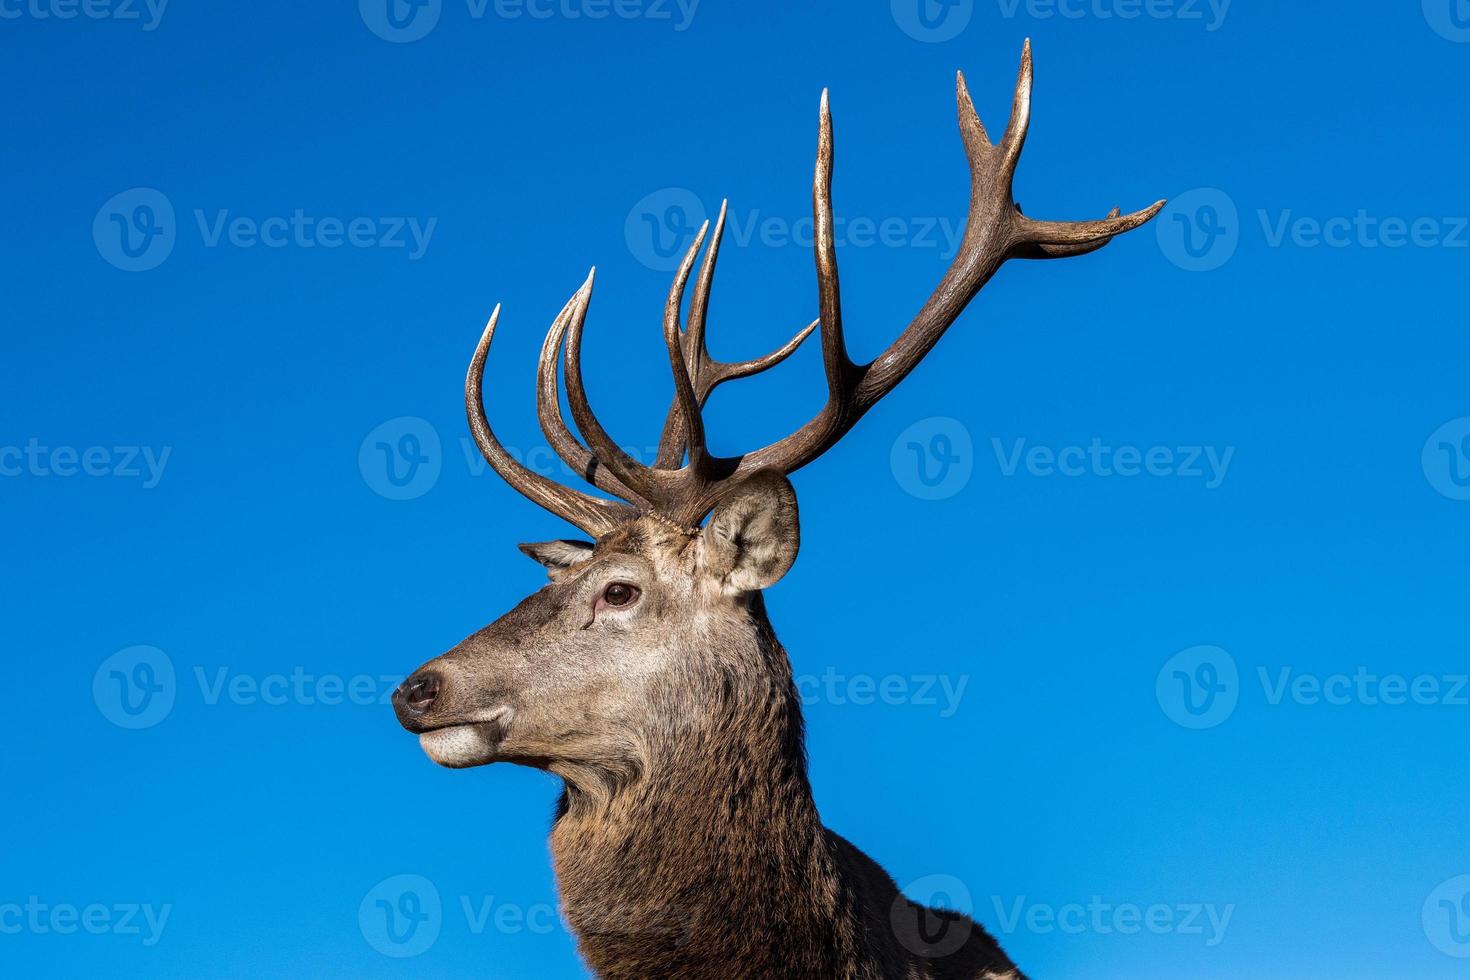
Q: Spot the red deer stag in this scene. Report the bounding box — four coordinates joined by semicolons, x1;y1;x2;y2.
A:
393;41;1162;979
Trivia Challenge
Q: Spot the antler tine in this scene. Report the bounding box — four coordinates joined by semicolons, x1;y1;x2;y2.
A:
999;38;1033;181
814;89;860;399
662;219;713;471
1013;199;1168;258
536;292;650;506
733;39;1163;483
724;87;863;481
683;200;726;385
652;200;818;469
467;305;635;536
562;267;685;505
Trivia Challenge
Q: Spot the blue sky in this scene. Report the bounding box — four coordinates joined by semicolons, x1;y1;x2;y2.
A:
3;1;1469;977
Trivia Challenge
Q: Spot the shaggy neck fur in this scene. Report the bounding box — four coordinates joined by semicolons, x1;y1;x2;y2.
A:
547;599;865;979
545;597;1022;980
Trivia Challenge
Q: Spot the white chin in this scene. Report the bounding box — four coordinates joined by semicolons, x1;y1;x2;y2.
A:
419;724;500;768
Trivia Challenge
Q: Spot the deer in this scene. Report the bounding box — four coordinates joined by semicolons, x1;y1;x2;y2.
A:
391;41;1162;980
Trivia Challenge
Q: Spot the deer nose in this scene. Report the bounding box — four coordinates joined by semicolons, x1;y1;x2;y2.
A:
393;671;441;722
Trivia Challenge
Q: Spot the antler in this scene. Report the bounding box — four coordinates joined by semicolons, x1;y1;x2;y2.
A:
651;200;818;469
467;41;1163;532
466;305;637;536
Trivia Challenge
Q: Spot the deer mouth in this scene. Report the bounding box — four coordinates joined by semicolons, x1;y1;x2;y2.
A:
417;712;510;769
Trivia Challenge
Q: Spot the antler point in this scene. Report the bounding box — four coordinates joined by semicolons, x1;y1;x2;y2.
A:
480;305;502;340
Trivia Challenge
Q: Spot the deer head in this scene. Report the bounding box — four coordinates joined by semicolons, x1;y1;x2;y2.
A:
393;41;1162;787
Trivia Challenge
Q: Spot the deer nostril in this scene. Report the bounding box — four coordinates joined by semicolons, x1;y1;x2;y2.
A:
396;672;441;716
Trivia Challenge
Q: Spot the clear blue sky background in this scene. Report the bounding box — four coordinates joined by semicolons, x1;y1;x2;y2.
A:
4;1;1469;977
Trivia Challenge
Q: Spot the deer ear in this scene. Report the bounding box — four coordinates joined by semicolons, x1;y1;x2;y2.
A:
518;540;595;576
697;470;800;594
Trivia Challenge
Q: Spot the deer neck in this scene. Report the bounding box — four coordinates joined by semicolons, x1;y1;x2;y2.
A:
547;603;854;977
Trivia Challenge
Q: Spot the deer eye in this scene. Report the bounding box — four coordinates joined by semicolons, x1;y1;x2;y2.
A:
600;582;640;608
